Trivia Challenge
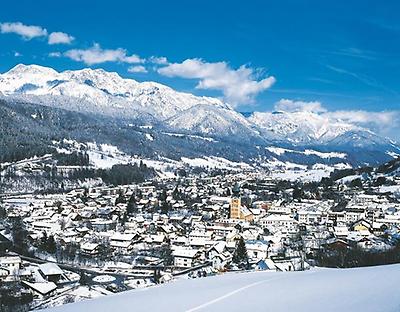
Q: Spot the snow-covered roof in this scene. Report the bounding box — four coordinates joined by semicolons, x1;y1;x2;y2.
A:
110;233;136;241
263;214;297;222
81;242;100;251
172;249;199;258
22;281;57;295
39;263;63;276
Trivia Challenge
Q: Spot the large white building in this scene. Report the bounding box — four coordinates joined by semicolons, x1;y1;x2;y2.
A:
259;214;298;233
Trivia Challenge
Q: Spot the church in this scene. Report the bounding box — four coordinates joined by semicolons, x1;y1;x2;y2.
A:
230;183;254;222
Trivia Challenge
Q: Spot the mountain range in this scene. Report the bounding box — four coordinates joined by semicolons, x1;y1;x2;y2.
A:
0;64;399;167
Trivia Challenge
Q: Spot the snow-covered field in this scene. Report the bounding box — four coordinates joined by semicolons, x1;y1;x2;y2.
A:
46;264;400;312
181;156;252;171
263;159;350;182
266;146;347;159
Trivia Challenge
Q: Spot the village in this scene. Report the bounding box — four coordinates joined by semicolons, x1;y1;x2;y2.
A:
1;169;400;311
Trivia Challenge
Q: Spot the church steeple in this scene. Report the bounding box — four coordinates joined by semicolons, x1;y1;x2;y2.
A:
230;183;241;219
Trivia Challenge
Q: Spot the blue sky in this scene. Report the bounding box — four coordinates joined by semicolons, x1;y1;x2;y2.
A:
0;0;400;138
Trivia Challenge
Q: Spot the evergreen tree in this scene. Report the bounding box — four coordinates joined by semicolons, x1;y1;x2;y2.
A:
160;244;173;266
136;189;143;200
115;191;125;205
40;231;48;250
161;201;171;214
127;194;137;215
233;237;249;269
79;272;90;286
292;186;303;200
46;235;57;254
159;189;167;202
10;217;28;254
172;186;180;200
350;178;363;188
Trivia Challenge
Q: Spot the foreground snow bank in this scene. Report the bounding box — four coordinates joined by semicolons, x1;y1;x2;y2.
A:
47;264;400;312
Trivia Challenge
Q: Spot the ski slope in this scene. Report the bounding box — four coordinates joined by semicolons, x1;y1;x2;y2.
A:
47;264;400;312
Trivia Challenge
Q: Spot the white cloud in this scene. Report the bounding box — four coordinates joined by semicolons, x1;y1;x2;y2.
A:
277;98;400;140
324;110;397;125
124;54;144;64
274;99;327;113
48;51;62;58
0;22;74;46
0;22;47;40
48;31;74;45
324;110;400;139
128;65;148;73
64;43;144;65
14;51;22;57
149;56;169;65
158;58;275;106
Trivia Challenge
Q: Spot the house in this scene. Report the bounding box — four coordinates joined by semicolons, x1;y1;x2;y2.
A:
242;228;262;241
333;226;349;238
207;241;227;259
189;229;213;248
0;253;22;280
207;242;232;270
259;214;298;234
22;281;57;298
90;219;117;231
245;240;270;260
345;208;365;224
38;263;64;283
351;219;372;232
255;259;276;271
144;234;166;247
159;273;173;284
110;233;140;252
298;209;328;225
209;225;236;238
210;251;232;270
31;221;61;233
172;248;201;268
80;242;102;256
159;224;177;235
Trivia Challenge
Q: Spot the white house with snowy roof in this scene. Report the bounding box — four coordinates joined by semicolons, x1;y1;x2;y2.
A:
172;248;202;268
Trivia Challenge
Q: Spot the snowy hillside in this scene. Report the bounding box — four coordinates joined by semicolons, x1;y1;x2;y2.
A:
46;264;400;312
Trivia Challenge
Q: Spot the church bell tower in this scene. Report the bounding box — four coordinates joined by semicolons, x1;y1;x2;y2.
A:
230;183;241;219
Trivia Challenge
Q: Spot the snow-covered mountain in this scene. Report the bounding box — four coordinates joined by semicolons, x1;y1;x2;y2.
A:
166;104;262;143
0;64;229;120
249;110;359;144
248;110;399;162
1;64;399;166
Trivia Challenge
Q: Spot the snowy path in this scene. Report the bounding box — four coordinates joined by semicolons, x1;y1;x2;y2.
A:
47;265;400;312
